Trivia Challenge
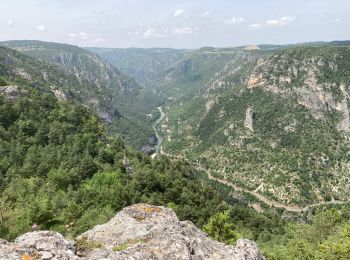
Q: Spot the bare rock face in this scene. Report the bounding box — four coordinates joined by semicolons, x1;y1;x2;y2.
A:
78;204;264;260
244;107;254;132
50;86;67;101
0;204;264;260
0;231;77;260
246;53;350;133
0;85;27;100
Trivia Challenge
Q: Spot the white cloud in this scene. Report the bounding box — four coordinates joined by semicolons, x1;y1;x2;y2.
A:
36;25;46;31
142;28;166;39
91;38;105;43
172;27;194;35
7;19;14;27
248;16;295;31
140;27;195;39
224;17;245;25
334;18;340;23
173;9;185;17
68;32;104;42
68;32;89;39
201;10;210;16
78;32;88;39
265;16;295;26
248;23;262;30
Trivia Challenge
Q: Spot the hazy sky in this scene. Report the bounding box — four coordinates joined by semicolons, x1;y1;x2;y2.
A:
1;0;349;48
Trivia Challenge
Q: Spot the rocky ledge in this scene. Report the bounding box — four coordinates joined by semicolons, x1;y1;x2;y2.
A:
0;85;27;100
0;204;264;260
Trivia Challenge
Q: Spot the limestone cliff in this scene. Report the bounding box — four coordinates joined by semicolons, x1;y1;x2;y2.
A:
0;204;264;260
244;107;254;132
157;46;350;205
247;47;350;133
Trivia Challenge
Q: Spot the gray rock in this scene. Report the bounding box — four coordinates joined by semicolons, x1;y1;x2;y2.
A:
140;145;156;155
0;204;264;260
247;54;350;134
0;85;27;100
244;106;254;132
78;204;264;260
1;231;77;260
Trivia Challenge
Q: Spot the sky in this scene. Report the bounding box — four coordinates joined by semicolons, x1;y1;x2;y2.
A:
0;0;349;48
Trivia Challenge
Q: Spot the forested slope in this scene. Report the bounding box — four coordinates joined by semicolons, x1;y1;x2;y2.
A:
0;41;158;148
160;46;350;205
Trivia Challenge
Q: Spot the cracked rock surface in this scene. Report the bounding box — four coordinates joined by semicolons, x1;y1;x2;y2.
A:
0;204;264;260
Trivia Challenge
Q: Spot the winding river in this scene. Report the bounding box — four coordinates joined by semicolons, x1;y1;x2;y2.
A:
152;106;166;155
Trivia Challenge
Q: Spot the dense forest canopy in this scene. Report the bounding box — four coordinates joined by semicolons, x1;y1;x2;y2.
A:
0;86;227;239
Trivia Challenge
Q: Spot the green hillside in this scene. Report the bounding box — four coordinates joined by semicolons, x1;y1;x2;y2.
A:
0;48;231;241
0;59;297;255
158;46;350;205
0;41;159;148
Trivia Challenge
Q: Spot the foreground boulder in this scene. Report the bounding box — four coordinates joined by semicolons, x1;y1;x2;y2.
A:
0;204;264;259
0;231;77;259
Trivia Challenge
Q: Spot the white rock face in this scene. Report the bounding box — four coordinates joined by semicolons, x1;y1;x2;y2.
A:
0;204;264;260
244;107;254;132
336;84;350;133
0;85;25;100
14;68;32;81
246;54;350;134
0;231;77;260
50;86;67;101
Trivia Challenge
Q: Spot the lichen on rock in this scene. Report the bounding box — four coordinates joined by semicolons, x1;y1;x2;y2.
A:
0;204;264;260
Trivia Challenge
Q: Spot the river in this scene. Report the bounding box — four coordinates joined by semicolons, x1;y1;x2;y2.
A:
152;106;166;155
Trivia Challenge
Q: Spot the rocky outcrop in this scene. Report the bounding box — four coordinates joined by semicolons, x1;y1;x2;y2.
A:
247;50;350;133
77;204;263;259
336;84;350;133
0;204;264;260
0;85;27;100
50;86;67;101
244;107;254;132
0;231;77;260
140;145;156;155
247;58;268;89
